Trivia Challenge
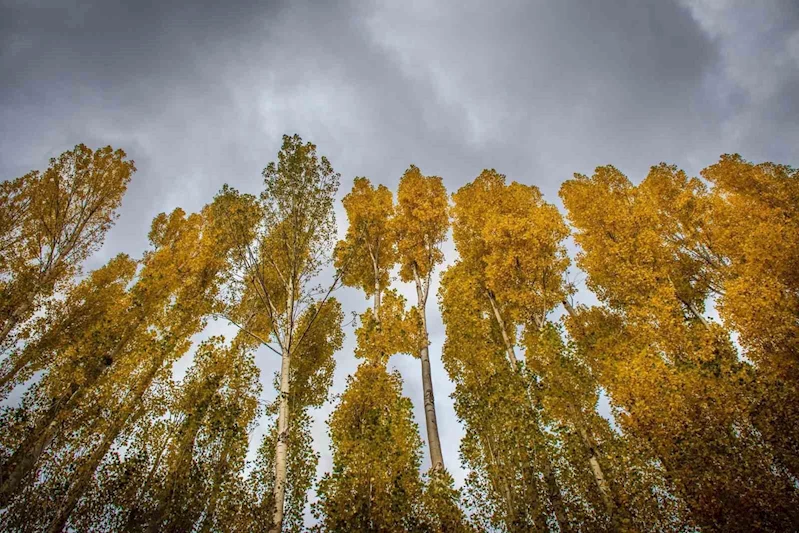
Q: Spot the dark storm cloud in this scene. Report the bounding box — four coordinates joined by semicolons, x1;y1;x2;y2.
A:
2;0;798;519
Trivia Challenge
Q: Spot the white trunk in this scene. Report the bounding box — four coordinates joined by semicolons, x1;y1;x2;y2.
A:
371;250;381;321
413;264;444;471
487;290;518;366
270;345;292;532
577;422;615;518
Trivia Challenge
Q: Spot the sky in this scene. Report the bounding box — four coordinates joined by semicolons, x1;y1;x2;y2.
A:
2;0;799;524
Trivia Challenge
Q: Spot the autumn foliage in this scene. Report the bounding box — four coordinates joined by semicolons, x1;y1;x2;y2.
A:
0;139;797;532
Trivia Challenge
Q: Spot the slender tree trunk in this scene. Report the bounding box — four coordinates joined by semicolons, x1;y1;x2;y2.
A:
575;418;615;519
413;264;444;470
46;358;160;533
561;301;627;527
269;345;293;533
372;256;381;320
487;290;518;365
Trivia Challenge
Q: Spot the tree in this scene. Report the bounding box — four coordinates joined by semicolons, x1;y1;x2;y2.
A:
702;155;799;477
0;144;135;349
440;261;565;532
448;171;585;531
215;134;344;532
334;177;397;318
560;164;799;531
0;202;236;530
393;165;449;471
0;252;136;398
315;363;425;532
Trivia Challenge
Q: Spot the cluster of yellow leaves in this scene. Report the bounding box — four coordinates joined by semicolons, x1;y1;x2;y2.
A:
560;158;799;531
0;144;134;349
334;177;397;296
394;165;449;282
315;363;424;532
354;289;422;364
452;169;570;327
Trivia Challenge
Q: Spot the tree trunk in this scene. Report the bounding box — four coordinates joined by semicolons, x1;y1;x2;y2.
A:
413;264;444;471
487;290;518;366
575;421;615;519
372;256;382;320
269;345;293;533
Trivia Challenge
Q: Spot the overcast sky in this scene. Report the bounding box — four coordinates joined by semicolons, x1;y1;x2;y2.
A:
2;0;798;524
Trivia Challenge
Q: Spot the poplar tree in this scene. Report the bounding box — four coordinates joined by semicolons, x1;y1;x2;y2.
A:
214;134;344;532
318;177;426;530
393;165;449;472
248;300;343;532
701;155;799;477
560;164;799;531
0;202;235;530
0;144;135;349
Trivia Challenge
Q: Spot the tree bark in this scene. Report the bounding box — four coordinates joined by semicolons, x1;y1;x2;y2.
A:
487;290;518;366
413;264;444;471
372;254;381;320
575;420;615;519
269;344;293;533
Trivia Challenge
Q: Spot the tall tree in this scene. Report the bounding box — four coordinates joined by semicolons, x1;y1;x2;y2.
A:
0;205;226;508
393;165;449;471
0;252;136;398
0;144;135;349
106;337;262;533
440;262;554;531
448;171;582;531
560;164;799;531
0;202;235;530
701;155;799;476
214;134;344;532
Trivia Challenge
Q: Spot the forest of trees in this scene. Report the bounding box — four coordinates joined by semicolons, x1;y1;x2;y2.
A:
0;135;797;532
